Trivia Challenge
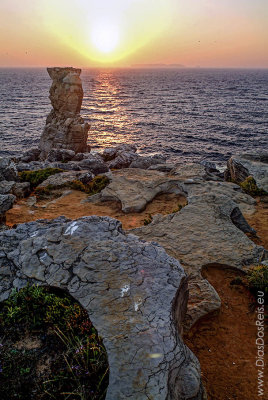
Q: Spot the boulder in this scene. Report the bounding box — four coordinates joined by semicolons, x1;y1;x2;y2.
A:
16;161;82;173
0;216;204;400
148;163;174;172
12;182;31;198
107;151;138;169
78;154;109;174
0;194;16;223
101;144;137;162
129;154;166;169
46;148;75;162
171;163;222;182
39;67;90;159
225;153;268;191
16;161;48;172
99;168;186;213
0;157;18;182
37;170;94;189
0;181;15;195
73;152;91;161
16;148;41;163
0;181;31;198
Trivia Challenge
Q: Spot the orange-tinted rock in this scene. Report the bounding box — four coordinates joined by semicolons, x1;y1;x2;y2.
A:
39;67;90;159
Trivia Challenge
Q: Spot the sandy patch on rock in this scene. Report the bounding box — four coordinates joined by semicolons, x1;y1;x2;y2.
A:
244;198;268;249
6;190;187;230
184;266;260;400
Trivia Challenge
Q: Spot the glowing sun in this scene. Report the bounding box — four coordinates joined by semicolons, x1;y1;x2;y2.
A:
91;21;120;54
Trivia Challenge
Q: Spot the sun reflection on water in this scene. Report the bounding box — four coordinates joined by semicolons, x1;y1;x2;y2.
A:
82;70;135;150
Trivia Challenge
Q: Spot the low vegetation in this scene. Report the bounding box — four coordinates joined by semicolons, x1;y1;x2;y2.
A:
70;176;110;196
171;201;188;214
19;168;63;189
246;264;268;301
0;285;109;400
34;175;110;199
143;214;153;225
239;176;267;197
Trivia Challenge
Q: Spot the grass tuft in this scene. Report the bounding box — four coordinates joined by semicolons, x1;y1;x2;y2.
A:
0;285;108;400
19;168;63;189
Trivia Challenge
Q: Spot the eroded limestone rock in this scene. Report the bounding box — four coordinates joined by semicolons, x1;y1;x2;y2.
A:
86;164;266;328
132;186;266;328
225;153;268;191
39;68;90;159
98;168;186;213
0;194;16;223
0;216;204;400
0;157;18;182
37;170;94;189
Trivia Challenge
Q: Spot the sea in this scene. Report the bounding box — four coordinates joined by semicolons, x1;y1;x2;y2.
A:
0;68;267;164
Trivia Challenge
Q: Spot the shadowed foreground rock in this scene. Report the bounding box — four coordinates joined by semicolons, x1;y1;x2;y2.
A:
0;216;204;399
39;67;90;159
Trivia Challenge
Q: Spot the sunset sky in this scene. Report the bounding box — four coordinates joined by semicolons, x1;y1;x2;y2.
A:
0;0;267;68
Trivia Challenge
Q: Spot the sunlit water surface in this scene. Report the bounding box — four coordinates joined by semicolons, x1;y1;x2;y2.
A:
0;68;267;163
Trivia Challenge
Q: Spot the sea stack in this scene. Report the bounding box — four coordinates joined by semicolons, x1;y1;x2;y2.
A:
39;67;90;159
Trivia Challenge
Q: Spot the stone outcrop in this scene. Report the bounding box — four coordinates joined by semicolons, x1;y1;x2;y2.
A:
225;152;268;191
130;171;267;328
0;216;204;400
0;194;16;223
39;67;90;159
0;157;18;181
87;164;266;328
0;181;31;198
96;168;187;213
37;170;94;189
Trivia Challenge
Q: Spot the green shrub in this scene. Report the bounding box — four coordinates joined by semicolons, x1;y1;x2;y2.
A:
85;175;110;196
69;176;109;195
246;264;268;300
0;285;108;400
240;176;267;197
69;180;88;192
19;168;63;189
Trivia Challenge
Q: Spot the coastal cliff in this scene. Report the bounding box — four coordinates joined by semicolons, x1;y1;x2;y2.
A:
0;67;267;400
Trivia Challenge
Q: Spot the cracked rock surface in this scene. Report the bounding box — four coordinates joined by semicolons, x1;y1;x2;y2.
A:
98;168;187;213
129;166;267;328
0;216;204;400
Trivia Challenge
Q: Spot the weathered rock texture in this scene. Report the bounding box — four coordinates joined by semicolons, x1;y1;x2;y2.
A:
97;168;187;213
225;153;268;191
0;194;16;223
0;216;204;400
0;157;18;181
130;169;267;328
39;67;90;159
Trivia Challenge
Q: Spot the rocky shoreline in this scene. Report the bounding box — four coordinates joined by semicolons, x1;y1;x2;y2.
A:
0;67;267;399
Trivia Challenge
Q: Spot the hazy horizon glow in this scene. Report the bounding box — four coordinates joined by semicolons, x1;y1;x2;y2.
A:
0;0;267;68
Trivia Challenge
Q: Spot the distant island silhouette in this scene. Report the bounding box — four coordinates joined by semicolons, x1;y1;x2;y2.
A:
131;63;185;68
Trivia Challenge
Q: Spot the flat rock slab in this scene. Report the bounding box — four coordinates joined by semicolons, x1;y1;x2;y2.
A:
0;216;204;400
132;179;267;328
99;168;187;213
